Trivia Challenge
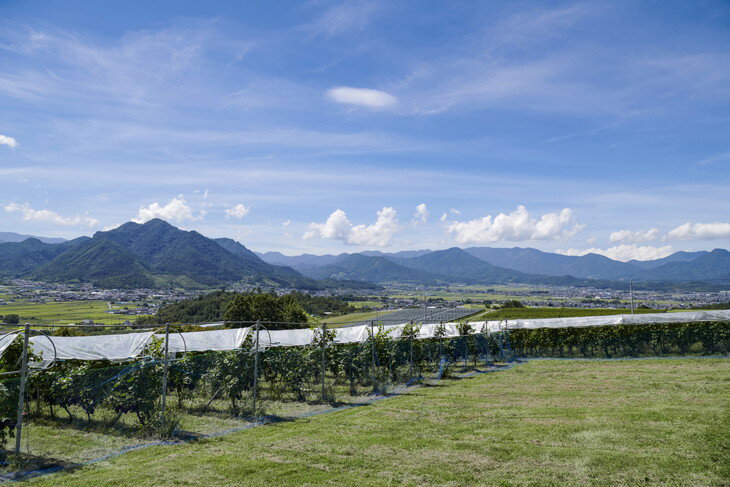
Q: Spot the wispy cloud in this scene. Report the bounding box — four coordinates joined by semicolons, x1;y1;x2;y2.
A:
0;135;17;148
4;202;97;227
225;203;251;219
327;86;397;108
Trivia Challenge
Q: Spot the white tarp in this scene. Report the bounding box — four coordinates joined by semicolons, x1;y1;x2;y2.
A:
0;332;19;356
30;331;155;362
158;327;250;354
490;309;730;332
256;328;314;348
334;325;369;344
5;309;728;362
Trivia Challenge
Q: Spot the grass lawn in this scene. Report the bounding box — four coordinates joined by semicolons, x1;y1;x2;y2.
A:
25;358;729;486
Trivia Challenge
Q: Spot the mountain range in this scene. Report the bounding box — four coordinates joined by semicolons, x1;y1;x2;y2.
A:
0;219;364;290
257;246;730;287
0;231;67;244
0;219;728;290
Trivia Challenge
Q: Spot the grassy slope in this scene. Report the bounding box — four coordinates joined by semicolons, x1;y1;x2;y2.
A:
27;359;729;487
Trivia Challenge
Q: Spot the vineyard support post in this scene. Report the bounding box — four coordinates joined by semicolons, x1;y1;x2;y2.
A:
320;322;327;402
408;321;414;380
370;321;376;394
252;320;260;419
160;322;170;429
14;323;30;455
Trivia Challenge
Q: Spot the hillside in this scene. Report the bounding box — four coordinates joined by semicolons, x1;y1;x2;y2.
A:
30;219;321;289
390;247;531;283
0;237;89;276
300;253;442;284
633;249;730;282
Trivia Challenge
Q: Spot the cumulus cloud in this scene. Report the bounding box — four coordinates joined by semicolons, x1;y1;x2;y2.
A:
448;205;583;244
666;222;730;240
225;203;251;219
133;195;200;223
4;202;98;227
413;203;429;224
304;207;400;247
0;135;17;148
326;87;397;108
558;244;674;262
609;228;662;243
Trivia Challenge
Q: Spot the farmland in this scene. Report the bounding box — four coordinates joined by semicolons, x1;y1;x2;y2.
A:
468;306;665;321
0;300;149;326
25;358;730;487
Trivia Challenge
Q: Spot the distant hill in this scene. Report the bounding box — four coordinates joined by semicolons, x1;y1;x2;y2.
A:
255;251;345;272
300;253;442;284
390;247;530;283
0;232;67;244
627;251;709;269
26;219;321;289
0;237;89;276
632;249;730;282
463;247;638;280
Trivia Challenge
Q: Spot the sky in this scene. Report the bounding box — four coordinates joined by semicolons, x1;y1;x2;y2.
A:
1;0;729;260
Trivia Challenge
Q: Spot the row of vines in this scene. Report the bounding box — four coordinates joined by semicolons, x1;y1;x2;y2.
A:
0;321;726;457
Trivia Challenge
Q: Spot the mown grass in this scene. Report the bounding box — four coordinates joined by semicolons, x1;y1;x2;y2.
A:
24;359;729;487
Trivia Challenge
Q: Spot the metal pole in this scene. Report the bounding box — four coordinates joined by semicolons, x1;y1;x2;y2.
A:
370;320;376;393
15;323;30;455
160;322;170;428
630;280;634;314
408;321;414;379
252;321;260;418
321;322;327;402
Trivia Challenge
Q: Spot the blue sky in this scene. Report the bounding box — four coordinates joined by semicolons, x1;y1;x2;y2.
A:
1;0;729;259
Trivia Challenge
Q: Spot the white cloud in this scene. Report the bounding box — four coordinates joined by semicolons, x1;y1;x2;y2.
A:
225;203;251;219
448;205;583;244
133;194;200;223
4;202;97;227
0;135;17;148
327;87;397;108
666;222;730;240
558;244;674;262
440;212;448;222
282;220;291;227
304;207;400;247
413;203;429;224
609;228;662;243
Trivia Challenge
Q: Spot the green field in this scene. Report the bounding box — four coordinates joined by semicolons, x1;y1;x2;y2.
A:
0;300;149;325
467;306;664;321
25;358;729;486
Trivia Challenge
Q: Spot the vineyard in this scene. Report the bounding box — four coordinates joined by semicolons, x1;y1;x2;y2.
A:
0;315;727;480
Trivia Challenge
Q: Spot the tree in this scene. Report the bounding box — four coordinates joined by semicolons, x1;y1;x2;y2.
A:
4;314;20;325
224;293;307;328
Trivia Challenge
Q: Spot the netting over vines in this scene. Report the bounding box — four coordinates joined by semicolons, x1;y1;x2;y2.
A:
0;317;727;479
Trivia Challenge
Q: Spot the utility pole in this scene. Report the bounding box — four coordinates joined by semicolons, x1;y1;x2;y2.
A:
630;280;634;314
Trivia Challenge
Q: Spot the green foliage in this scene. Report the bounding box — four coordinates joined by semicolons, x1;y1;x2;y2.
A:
508;321;730;358
501;300;525;309
224;293;307;328
3;314;19;325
